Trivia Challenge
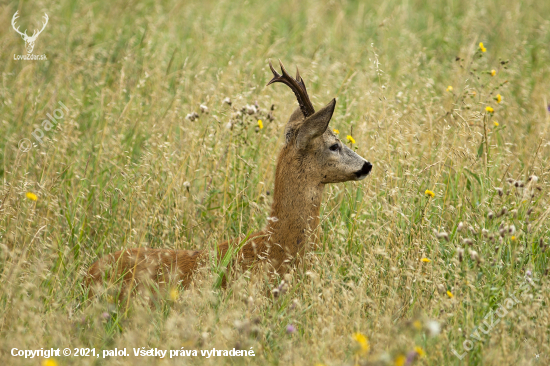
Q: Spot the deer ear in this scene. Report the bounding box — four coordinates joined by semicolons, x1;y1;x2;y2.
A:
296;98;336;149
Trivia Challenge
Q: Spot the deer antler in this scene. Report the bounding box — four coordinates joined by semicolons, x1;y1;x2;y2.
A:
11;11;29;38
267;60;315;118
30;13;48;40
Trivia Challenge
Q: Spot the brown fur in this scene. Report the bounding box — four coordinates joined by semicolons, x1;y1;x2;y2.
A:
85;67;371;298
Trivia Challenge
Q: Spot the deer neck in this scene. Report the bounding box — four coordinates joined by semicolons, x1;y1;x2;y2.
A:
265;149;324;259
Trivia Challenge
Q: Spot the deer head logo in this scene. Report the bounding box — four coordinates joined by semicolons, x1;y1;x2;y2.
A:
11;11;48;54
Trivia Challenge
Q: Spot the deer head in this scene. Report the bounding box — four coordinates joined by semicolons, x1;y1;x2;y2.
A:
268;60;372;185
11;11;49;54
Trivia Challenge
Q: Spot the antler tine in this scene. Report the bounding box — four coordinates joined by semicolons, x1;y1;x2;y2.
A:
11;11;28;37
33;13;49;38
268;60;281;81
278;59;291;79
266;60;315;118
295;65;309;95
41;14;48;29
295;66;302;83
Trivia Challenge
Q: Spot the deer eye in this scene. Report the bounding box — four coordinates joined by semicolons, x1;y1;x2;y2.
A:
329;143;340;152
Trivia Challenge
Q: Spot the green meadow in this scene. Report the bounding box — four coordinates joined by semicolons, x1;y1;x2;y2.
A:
1;0;550;364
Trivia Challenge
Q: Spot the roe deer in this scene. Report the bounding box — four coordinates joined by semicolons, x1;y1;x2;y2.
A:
85;60;372;297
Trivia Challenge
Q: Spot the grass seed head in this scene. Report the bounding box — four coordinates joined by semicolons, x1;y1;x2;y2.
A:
457;247;464;262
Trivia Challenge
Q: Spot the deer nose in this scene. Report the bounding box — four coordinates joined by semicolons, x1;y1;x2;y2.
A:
354;162;372;180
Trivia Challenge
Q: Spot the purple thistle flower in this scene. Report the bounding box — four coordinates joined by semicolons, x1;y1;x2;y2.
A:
405;350;418;365
286;324;296;334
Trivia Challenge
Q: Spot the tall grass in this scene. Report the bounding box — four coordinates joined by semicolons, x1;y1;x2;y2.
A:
1;0;550;364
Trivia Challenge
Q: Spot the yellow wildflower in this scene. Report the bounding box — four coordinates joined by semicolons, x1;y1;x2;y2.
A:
394;355;406;366
333;129;339;134
425;189;435;198
414;346;425;357
346;135;356;144
447;291;454;298
491;69;496;76
511;236;516;241
493;121;499;127
446;86;453;92
421;258;431;263
413;320;422;330
479;42;487;52
471;90;477;96
496;94;502;103
352;332;370;355
258;119;263;129
42;360;58;366
26;192;38;201
486;106;494;113
170;288;178;301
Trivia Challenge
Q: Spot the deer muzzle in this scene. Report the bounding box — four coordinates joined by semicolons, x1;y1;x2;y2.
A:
354;161;372;180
